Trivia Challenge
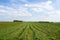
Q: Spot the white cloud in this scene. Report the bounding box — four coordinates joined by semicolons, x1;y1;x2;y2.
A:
0;0;59;22
46;10;60;22
24;0;54;13
18;8;32;16
0;9;7;13
32;8;43;12
41;0;53;10
0;5;32;17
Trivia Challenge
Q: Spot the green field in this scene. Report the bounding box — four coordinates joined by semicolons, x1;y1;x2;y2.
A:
0;22;60;40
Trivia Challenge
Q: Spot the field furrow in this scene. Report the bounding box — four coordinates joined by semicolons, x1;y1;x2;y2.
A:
0;22;60;40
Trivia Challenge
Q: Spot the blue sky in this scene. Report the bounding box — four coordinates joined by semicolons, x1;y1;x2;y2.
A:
0;0;60;22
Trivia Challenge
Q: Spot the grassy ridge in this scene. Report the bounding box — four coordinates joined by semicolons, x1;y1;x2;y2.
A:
0;22;60;40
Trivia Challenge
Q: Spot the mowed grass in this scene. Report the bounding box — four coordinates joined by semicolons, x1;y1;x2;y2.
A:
0;22;60;40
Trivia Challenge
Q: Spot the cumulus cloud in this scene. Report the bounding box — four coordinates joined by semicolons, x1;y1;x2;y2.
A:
0;0;60;22
32;8;43;13
46;10;60;22
24;0;54;13
0;5;32;17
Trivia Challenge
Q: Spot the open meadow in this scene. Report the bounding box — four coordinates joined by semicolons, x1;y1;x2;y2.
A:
0;22;60;40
